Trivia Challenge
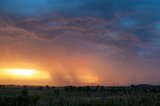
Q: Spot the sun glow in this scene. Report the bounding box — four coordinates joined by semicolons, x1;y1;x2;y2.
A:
0;68;51;80
9;68;38;76
77;70;100;84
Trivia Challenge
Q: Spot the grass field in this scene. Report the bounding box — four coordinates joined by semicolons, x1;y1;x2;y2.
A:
0;85;160;106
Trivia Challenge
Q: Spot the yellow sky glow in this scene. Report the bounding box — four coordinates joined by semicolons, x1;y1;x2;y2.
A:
6;68;38;76
0;68;51;85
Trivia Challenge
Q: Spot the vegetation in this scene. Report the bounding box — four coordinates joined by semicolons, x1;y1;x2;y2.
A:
0;84;160;106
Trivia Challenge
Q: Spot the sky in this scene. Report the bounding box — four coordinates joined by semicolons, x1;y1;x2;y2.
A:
0;0;160;86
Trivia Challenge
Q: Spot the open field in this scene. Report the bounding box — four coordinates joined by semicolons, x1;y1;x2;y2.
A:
0;85;160;106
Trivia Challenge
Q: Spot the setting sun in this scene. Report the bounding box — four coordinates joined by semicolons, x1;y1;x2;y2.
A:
7;68;38;76
0;68;51;84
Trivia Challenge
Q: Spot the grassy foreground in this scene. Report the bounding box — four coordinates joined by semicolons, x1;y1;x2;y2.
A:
0;85;160;106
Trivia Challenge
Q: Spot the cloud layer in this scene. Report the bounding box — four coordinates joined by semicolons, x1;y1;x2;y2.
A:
0;0;160;85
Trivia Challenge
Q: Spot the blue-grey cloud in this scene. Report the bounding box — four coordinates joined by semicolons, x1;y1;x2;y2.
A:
1;0;160;60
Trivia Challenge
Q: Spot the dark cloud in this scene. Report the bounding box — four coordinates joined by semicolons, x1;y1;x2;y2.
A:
1;9;160;60
1;0;160;85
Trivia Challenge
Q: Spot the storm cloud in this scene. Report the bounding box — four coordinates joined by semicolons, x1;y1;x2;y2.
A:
0;0;160;85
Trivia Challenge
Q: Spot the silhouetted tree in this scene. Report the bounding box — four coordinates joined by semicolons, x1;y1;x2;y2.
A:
52;86;55;90
131;84;135;88
37;86;43;90
23;85;27;88
40;86;43;90
0;85;5;87
69;86;75;91
46;85;50;90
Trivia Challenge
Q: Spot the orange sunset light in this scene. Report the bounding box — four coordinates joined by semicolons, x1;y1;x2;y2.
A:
0;68;51;81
